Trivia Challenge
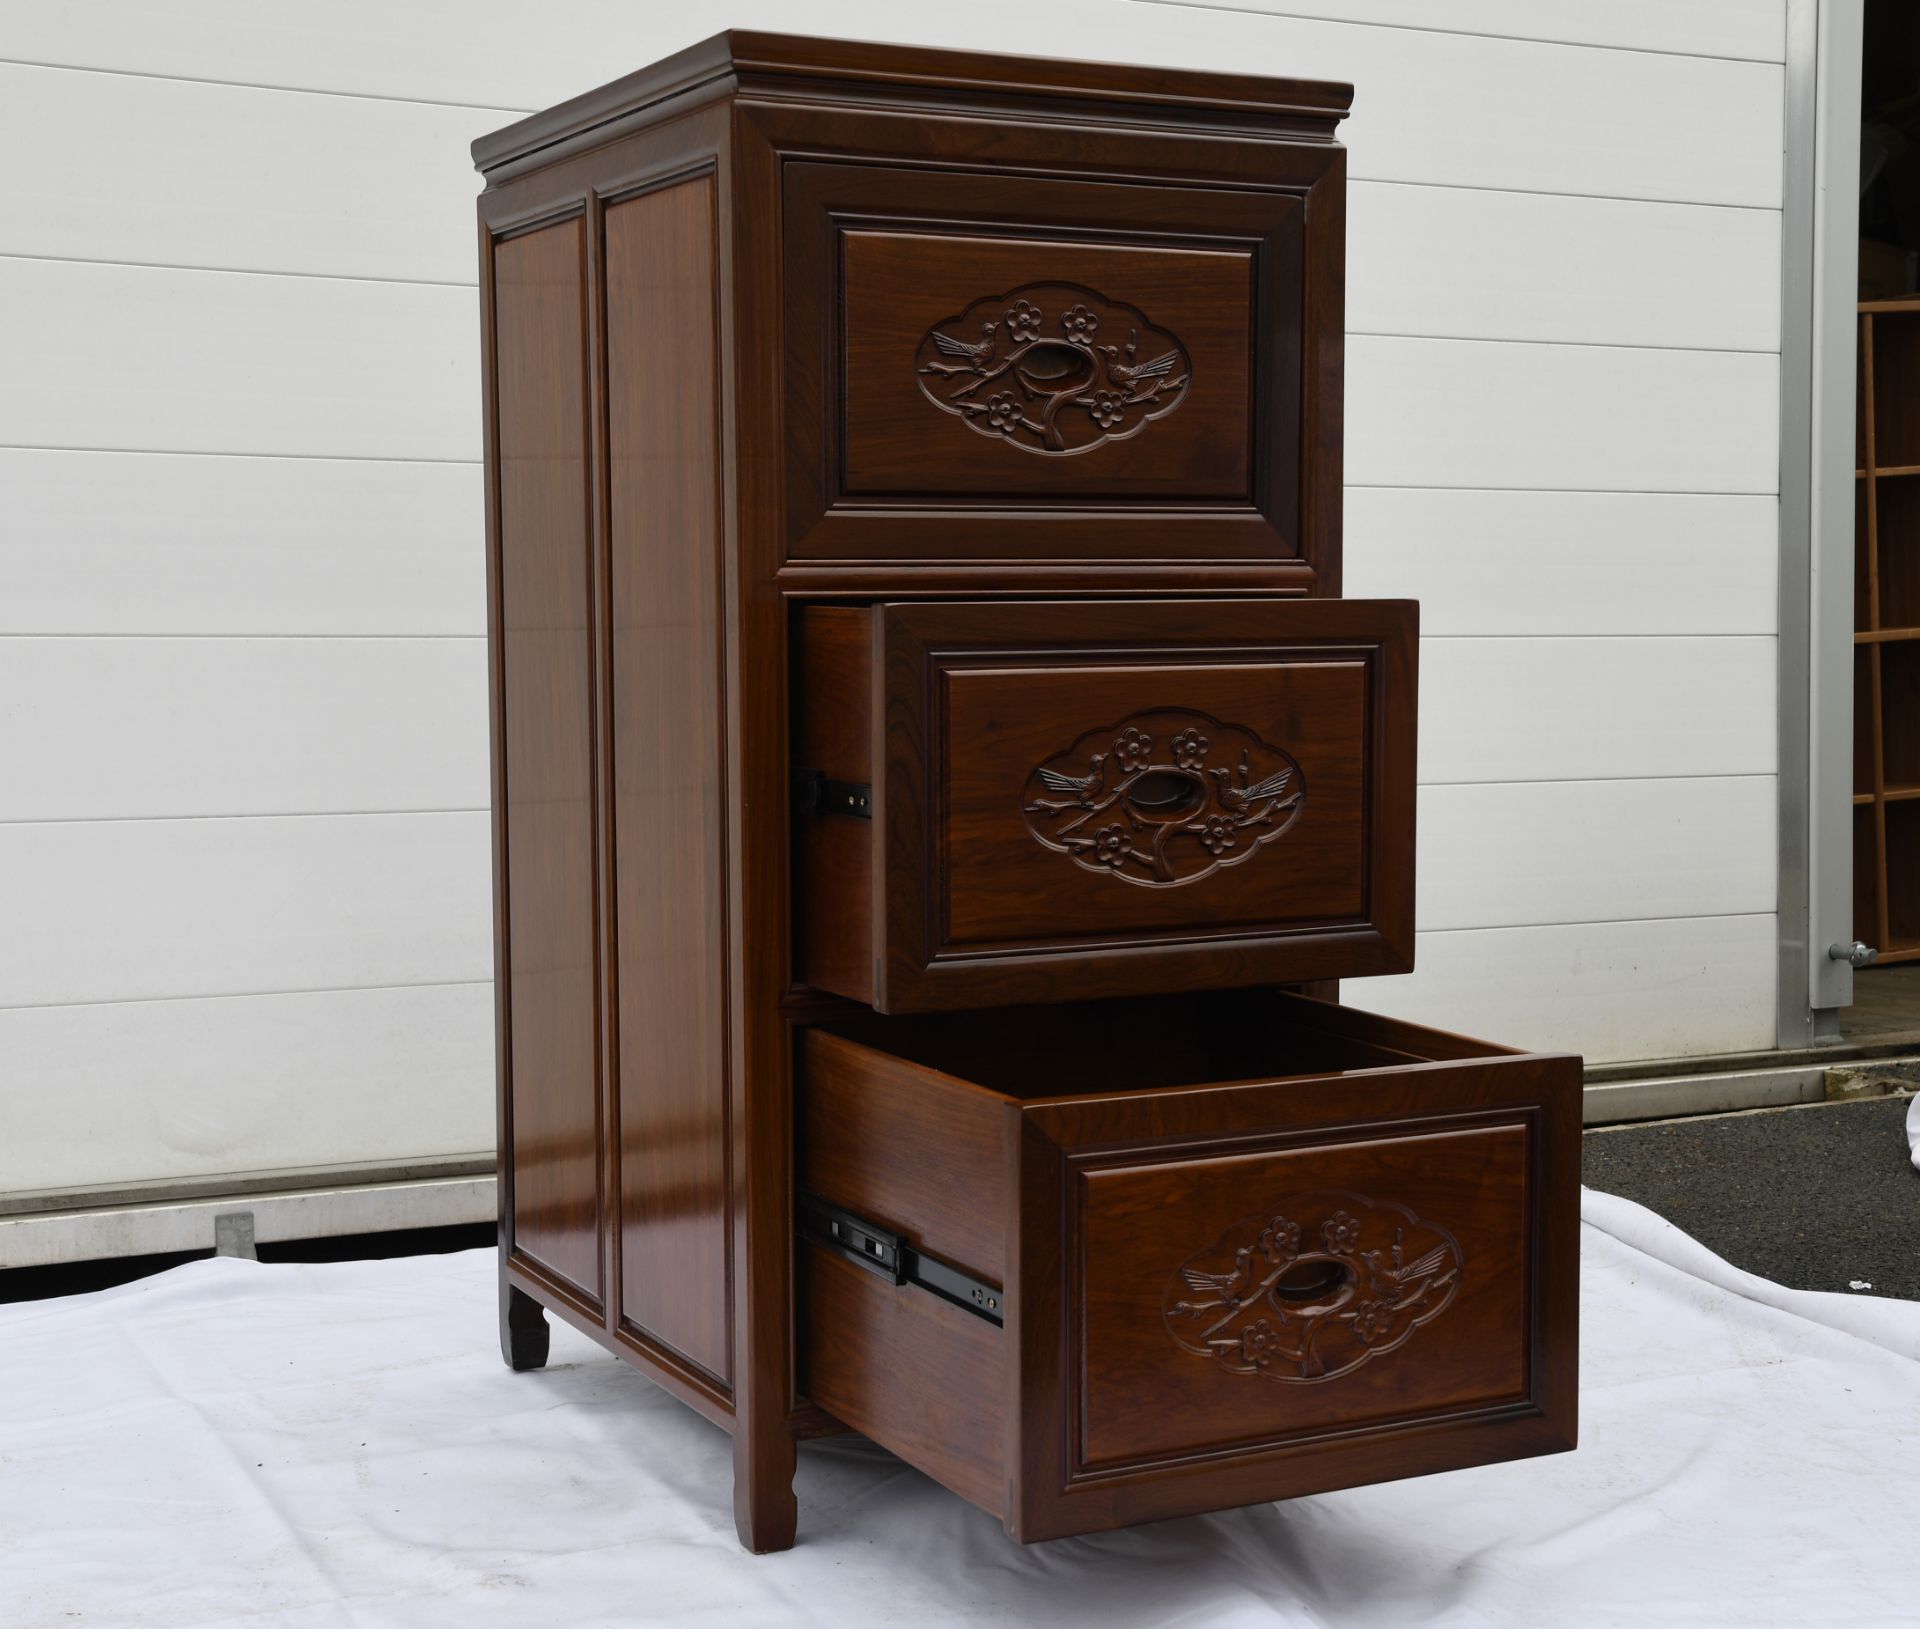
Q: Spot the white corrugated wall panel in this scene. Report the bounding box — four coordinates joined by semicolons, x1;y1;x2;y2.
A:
0;0;1790;1225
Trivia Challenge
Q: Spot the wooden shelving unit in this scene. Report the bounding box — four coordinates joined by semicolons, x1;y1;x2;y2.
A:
1855;299;1920;963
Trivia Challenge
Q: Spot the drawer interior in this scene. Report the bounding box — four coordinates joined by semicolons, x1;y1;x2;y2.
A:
819;988;1487;1100
796;990;1577;1540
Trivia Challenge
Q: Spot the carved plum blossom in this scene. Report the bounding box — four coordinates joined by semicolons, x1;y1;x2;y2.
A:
1091;824;1133;867
1170;727;1210;768
1086;389;1126;428
1238;1319;1283;1369
1259;1217;1301;1262
1349;1299;1395;1344
984;392;1025;434
1062;303;1100;342
1113;726;1154;771
1321;1211;1362;1254
1005;298;1043;340
1199;815;1238;856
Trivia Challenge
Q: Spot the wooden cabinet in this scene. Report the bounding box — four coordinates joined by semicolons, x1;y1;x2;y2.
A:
474;31;1579;1555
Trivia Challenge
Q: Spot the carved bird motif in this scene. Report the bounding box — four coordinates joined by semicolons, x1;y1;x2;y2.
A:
931;321;999;368
1359;1230;1454;1299
1177;1245;1259;1308
1211;765;1294;809
1034;753;1108;805
1098;341;1183;388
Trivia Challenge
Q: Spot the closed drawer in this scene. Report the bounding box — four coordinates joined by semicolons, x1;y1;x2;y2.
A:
781;157;1341;572
797;991;1580;1542
793;598;1416;1012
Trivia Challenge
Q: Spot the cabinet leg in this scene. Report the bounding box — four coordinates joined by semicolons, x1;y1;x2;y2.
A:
500;1278;550;1372
733;1422;799;1553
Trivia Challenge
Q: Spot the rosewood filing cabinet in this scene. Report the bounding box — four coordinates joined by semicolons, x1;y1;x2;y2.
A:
473;32;1579;1553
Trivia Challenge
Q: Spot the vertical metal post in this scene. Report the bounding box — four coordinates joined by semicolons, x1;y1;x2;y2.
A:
1780;0;1864;1043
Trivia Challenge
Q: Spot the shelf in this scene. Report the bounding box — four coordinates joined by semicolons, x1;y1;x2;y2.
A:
1855;627;1920;642
1874;945;1920;965
1870;463;1920;478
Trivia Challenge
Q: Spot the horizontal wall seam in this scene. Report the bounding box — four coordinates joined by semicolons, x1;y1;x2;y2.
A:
0;632;486;641
0;444;481;466
0;55;529;117
0;976;494;1017
1125;0;1788;68
1410;910;1775;940
0;632;1778;642
1348;329;1778;357
0;250;476;291
1349;174;1784;214
0;808;488;829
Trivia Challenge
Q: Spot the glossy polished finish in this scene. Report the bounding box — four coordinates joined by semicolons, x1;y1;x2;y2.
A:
798;992;1580;1542
795;598;1417;1011
606;177;731;1388
477;32;1573;1555
781;144;1341;567
493;219;602;1309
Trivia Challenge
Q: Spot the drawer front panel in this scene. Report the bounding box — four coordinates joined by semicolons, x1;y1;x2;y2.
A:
1075;1123;1529;1468
875;598;1415;1010
1010;1034;1580;1541
782;158;1340;568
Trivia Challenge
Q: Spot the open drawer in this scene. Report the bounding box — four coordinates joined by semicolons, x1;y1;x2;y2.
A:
793;598;1416;1012
797;991;1579;1542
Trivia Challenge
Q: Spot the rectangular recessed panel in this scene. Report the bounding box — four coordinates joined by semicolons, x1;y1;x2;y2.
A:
1074;1123;1531;1470
493;218;601;1304
841;228;1255;502
606;177;730;1387
941;658;1369;947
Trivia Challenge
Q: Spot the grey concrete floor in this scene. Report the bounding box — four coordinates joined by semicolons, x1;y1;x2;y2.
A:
1583;1094;1919;1302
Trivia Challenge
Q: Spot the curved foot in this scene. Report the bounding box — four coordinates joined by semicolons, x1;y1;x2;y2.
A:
501;1280;550;1372
733;1430;798;1553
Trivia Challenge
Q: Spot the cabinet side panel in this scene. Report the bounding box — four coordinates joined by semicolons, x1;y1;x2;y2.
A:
494;219;602;1305
606;175;731;1385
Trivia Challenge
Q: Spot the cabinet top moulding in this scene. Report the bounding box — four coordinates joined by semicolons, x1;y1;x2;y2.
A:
471;30;1354;181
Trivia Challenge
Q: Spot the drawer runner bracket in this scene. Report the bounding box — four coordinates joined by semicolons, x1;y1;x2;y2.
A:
793;769;872;819
800;1195;1003;1326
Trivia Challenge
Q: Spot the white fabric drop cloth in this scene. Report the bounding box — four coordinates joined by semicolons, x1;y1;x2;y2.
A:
3;1191;1917;1629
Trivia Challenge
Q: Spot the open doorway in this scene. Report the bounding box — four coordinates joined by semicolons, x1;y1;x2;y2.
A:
1846;0;1920;1045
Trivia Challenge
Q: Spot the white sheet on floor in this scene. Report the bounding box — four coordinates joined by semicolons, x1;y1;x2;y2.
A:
1908;1090;1919;1171
3;1191;1917;1629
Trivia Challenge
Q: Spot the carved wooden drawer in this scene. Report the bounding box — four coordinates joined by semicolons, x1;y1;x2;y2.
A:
781;155;1342;569
797;991;1580;1542
794;598;1416;1012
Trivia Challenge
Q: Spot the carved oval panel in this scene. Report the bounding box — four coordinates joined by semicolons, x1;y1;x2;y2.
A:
1162;1190;1463;1384
1021;709;1305;887
915;282;1192;455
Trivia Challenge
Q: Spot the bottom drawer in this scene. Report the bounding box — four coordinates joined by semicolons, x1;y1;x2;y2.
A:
797;991;1579;1542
